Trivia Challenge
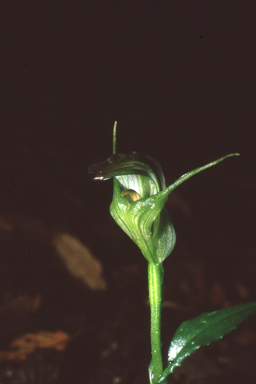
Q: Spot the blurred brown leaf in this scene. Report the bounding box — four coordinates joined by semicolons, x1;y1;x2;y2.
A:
53;232;106;290
0;331;70;362
0;213;106;291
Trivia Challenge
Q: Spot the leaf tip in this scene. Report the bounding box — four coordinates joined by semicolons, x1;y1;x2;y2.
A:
113;121;117;155
227;152;240;158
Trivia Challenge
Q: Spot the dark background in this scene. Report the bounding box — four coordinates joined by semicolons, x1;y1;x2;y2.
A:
1;2;256;384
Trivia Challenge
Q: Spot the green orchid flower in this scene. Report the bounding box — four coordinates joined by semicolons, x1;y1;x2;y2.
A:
88;123;239;266
89;151;175;264
88;123;240;384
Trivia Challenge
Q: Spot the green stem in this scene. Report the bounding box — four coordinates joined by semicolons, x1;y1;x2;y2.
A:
148;262;166;384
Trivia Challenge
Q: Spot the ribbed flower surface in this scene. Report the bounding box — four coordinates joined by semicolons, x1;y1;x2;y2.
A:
89;151;239;264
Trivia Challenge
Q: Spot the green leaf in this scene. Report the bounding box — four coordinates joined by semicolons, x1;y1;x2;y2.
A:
157;301;256;383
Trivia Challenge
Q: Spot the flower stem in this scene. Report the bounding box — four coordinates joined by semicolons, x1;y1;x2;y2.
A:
148;262;166;384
